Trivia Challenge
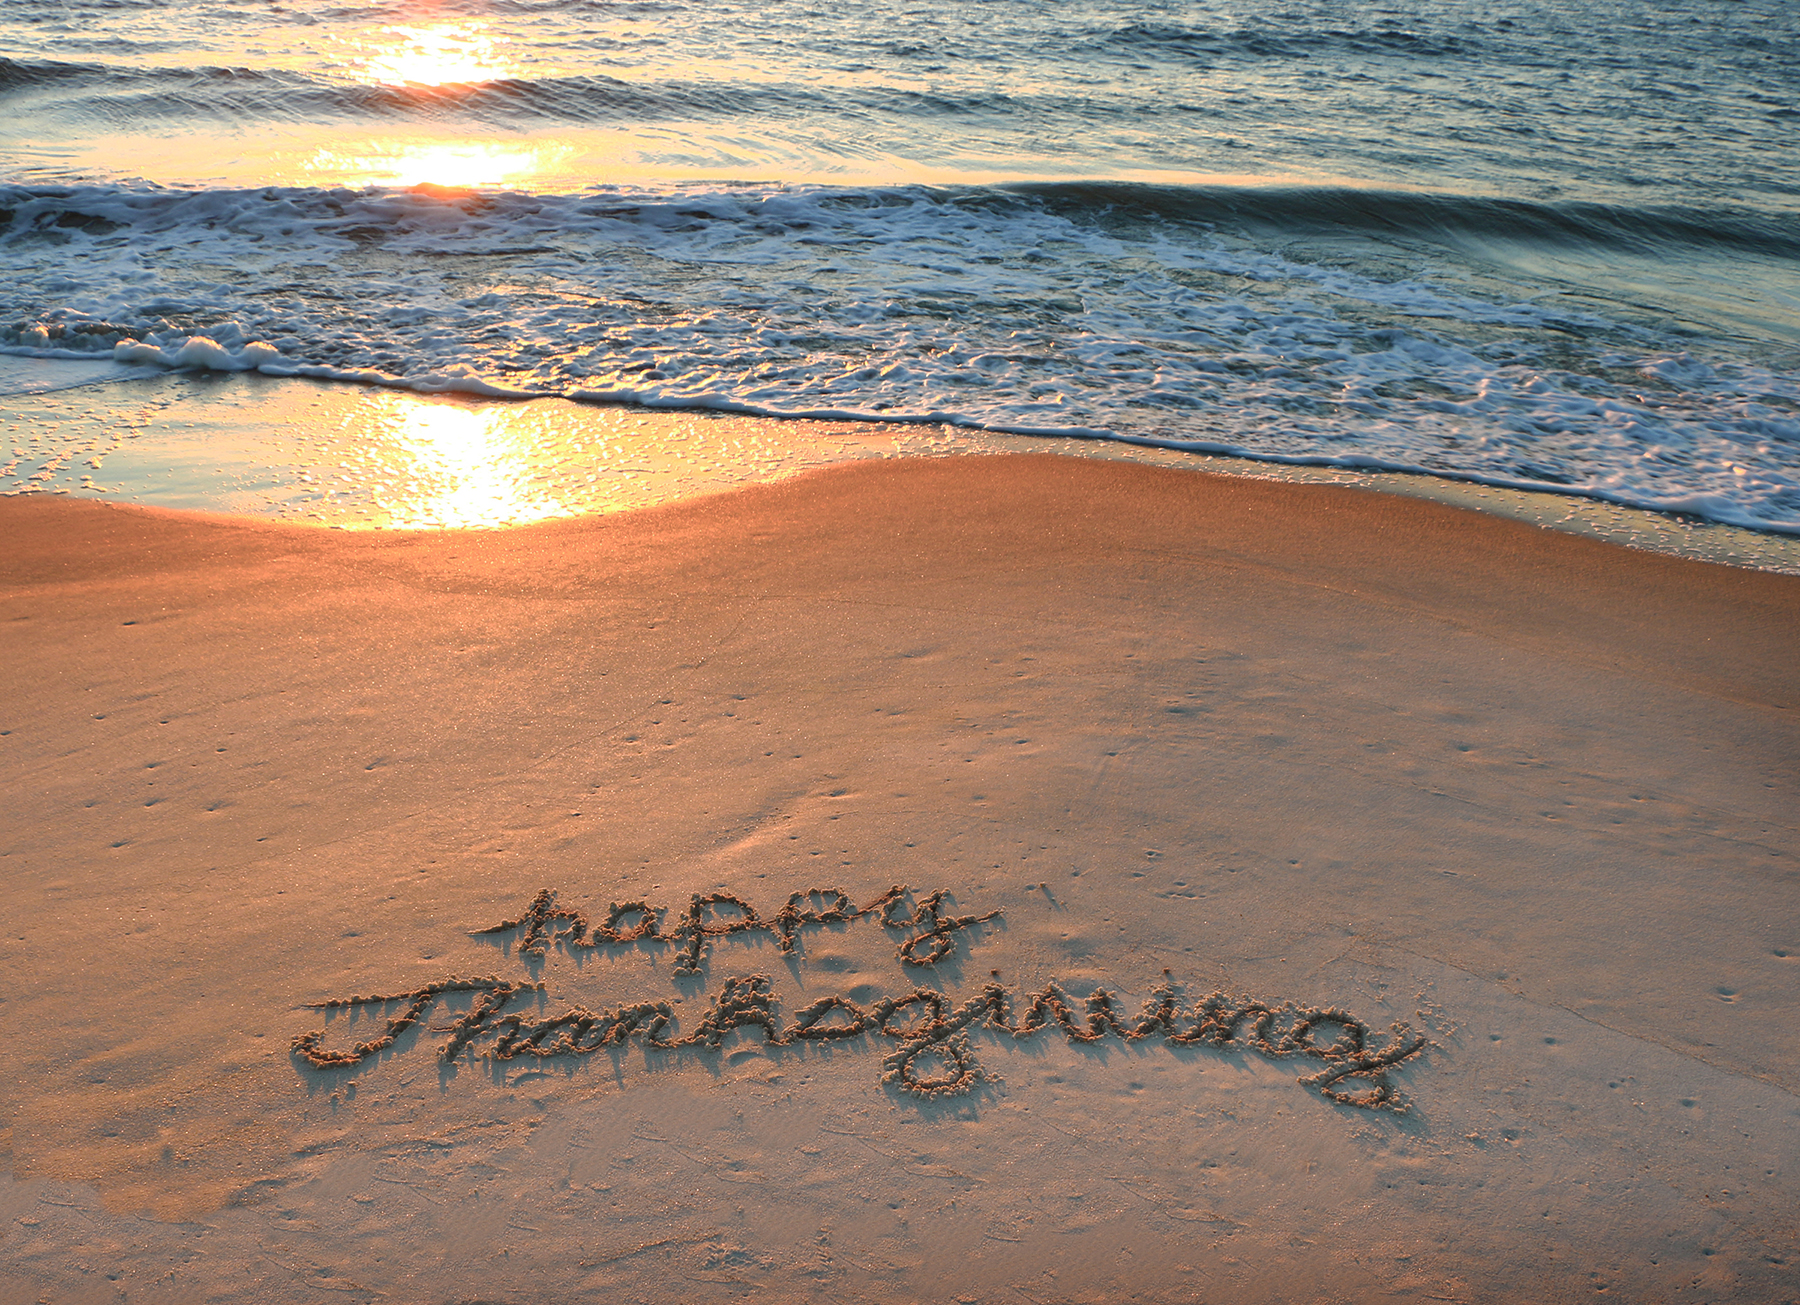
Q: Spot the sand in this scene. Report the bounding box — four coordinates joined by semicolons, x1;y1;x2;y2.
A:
2;452;1797;1304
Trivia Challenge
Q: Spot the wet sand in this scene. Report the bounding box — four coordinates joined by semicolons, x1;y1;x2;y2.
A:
3;453;1798;1303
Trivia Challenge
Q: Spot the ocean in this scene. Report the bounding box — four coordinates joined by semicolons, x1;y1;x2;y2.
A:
2;0;1798;534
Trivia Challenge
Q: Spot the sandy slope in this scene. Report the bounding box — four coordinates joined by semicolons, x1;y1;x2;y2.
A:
2;454;1797;1304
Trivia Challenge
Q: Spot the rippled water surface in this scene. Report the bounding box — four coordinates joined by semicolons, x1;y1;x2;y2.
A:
3;0;1798;531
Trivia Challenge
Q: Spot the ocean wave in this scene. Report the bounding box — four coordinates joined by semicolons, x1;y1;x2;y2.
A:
8;0;1796;224
8;177;1796;264
1091;23;1481;63
0;57;748;119
0;55;1096;130
1;178;1798;533
1007;182;1800;263
0;55;110;90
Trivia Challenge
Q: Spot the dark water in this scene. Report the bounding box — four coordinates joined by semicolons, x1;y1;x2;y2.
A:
2;0;1798;530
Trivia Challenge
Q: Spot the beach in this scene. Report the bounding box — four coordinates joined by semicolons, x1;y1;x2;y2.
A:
6;0;1800;1298
3;450;1797;1302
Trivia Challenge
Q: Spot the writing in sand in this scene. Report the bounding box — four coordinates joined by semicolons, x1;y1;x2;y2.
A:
292;885;1428;1110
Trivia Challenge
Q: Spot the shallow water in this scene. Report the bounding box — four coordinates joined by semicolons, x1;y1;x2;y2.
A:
2;0;1798;534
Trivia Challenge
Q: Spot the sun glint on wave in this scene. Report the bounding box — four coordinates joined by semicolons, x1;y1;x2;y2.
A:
362;23;509;86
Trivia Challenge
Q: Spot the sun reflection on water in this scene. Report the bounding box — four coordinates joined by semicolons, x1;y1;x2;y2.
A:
362;23;509;86
287;20;573;189
307;138;572;188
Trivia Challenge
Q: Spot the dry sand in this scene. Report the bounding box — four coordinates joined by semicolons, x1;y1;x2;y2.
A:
2;452;1797;1303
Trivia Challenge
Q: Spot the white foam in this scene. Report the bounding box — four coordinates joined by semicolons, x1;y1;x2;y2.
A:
112;335;282;371
4;182;1799;533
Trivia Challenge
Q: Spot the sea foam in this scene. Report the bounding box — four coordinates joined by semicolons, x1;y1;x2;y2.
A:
3;181;1799;533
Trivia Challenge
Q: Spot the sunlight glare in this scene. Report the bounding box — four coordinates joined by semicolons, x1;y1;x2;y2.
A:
363;24;508;86
307;138;570;188
379;402;567;530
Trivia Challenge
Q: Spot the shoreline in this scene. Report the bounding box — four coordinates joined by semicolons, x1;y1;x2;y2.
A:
4;454;1797;1302
5;365;1800;574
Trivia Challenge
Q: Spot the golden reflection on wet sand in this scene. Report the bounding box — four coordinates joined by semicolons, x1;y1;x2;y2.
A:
375;400;569;530
317;392;967;529
17;379;958;529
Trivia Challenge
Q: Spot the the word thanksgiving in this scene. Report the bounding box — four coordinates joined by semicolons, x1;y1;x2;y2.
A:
292;885;1426;1110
